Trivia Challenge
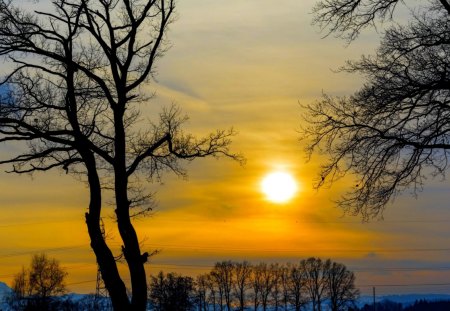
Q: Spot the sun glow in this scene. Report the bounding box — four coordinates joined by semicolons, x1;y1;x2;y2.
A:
261;171;298;203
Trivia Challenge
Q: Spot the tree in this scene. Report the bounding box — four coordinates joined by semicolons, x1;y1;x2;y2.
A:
278;264;291;311
149;271;195;311
258;263;275;311
301;257;327;311
249;263;263;311
0;1;238;310
210;261;234;311
146;260;359;310
305;0;450;219
195;274;209;311
269;263;282;311
204;273;218;311
325;260;359;311
288;262;308;311
232;261;251;311
9;253;67;310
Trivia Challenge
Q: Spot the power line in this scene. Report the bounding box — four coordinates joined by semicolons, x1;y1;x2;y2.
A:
0;219;79;228
142;243;450;253
0;218;450;229
0;245;87;259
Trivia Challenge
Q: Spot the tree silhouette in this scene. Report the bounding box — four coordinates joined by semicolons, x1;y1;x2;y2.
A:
195;274;209;311
325;260;359;311
9;253;67;310
250;262;264;311
304;0;450;219
210;261;234;311
0;1;239;309
154;260;358;311
301;257;327;311
149;271;195;311
258;263;276;311
288;262;308;311
232;261;252;311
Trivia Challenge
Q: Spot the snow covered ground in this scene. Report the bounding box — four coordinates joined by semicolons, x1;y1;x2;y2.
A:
1;281;450;311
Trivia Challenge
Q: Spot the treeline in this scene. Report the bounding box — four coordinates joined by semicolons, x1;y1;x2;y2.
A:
351;300;450;311
149;257;359;311
6;254;358;310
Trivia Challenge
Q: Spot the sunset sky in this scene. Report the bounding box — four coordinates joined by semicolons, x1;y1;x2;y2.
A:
1;0;450;296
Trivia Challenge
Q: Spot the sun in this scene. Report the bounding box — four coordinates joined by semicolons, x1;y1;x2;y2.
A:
261;171;298;203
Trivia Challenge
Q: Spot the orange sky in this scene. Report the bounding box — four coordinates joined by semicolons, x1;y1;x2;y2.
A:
1;0;450;296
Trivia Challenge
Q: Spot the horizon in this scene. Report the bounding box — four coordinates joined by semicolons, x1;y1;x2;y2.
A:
0;0;450;298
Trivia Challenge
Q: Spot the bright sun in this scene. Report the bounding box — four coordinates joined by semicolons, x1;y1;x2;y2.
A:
261;171;298;203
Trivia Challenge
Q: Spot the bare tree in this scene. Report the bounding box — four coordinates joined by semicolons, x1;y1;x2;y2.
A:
0;1;238;309
304;0;450;219
211;261;234;311
269;263;282;311
143;260;359;310
278;265;291;311
195;274;209;311
205;273;218;311
232;261;251;311
325;260;359;311
256;262;276;311
149;271;195;311
9;253;67;310
301;257;327;311
250;263;263;311
312;0;408;42
289;262;308;311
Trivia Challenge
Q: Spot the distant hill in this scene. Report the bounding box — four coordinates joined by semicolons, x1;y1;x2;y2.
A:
0;282;11;295
0;282;12;311
358;294;450;307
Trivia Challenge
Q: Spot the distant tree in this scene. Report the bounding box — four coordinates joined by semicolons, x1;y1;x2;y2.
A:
149;271;195;311
325;260;359;311
269;263;282;311
211;261;234;311
145;260;360;310
355;300;403;311
8;253;67;310
149;272;165;311
232;261;251;311
258;263;275;311
0;1;238;309
301;257;327;311
289;262;308;311
195;274;209;311
404;299;450;311
204;274;218;311
250;263;264;311
278;264;291;311
305;0;450;219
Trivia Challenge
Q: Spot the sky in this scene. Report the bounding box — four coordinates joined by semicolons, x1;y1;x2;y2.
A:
1;0;450;296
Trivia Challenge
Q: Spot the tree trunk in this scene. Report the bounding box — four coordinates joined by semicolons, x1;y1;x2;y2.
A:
114;109;148;310
115;198;148;310
83;152;131;310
